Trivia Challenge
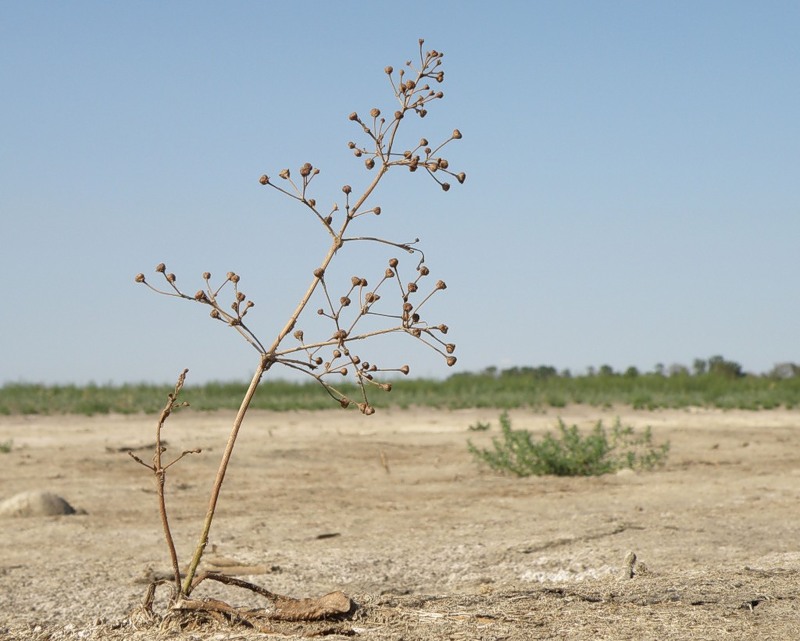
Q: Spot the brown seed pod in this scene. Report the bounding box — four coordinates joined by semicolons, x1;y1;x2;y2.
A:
166;273;176;283
389;257;399;268
384;66;393;74
419;265;430;276
400;365;410;375
210;309;220;319
155;263;166;273
348;112;358;121
340;397;350;408
441;182;451;192
194;290;207;302
446;343;456;354
436;280;447;290
135;273;145;283
385;268;394;278
438;324;449;334
202;272;211;280
293;330;304;341
370;108;381;118
446;356;457;367
259;175;269;185
342;185;352;194
340;296;351;307
452;129;462;139
279;168;290;179
300;162;312;177
456;172;466;184
365;158;375;170
313;267;325;278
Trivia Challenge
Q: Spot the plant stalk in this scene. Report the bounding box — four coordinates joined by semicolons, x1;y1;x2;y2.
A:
182;354;271;595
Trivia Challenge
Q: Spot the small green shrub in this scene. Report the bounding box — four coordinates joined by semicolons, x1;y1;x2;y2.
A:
0;439;12;454
468;413;669;477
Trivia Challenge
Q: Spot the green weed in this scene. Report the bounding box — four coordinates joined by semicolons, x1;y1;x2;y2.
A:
468;413;669;477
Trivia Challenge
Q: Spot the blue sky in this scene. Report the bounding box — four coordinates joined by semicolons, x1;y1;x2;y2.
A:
2;2;799;385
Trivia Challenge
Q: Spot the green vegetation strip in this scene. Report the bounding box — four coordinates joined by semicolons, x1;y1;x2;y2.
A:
3;359;800;415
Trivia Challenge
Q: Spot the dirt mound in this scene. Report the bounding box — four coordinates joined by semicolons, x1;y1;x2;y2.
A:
0;490;77;517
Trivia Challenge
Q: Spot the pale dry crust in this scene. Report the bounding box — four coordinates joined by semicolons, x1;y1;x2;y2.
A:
1;407;799;640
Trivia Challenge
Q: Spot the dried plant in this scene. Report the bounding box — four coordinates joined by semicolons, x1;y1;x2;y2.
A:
132;40;463;629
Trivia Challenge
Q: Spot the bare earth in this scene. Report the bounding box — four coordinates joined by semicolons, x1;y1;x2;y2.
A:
1;406;799;640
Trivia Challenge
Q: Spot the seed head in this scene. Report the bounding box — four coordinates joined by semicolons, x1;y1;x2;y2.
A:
438;324;449;334
300;162;313;177
210;309;220;319
348;112;358;121
194;290;207;302
452;129;462;139
436;280;447;290
135;273;145;283
373;206;381;215
446;343;456;354
340;397;350;408
394;110;404;120
340;296;351;307
230;274;240;284
313;267;325;278
155;263;166;273
202;272;211;280
419;265;429;276
259;175;269;185
419;138;428;146
166;273;176;283
365;158;375;170
384;66;393;74
441;182;451;192
456;172;466;184
279;168;290;179
446;356;457;367
370;108;381;118
342;185;352;194
385;268;394;278
389;257;399;268
399;365;410;376
407;282;418;293
294;330;304;341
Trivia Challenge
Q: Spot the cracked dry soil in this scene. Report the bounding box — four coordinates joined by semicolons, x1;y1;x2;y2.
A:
1;406;799;640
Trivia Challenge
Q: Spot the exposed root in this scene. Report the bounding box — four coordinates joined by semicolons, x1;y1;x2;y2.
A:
132;572;356;634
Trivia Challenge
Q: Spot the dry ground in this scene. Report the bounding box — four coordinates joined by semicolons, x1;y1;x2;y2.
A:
1;406;799;640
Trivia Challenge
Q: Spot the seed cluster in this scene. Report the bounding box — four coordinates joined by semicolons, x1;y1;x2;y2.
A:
137;40;463;415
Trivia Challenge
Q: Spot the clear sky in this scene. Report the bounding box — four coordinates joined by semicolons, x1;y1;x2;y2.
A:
2;2;799;385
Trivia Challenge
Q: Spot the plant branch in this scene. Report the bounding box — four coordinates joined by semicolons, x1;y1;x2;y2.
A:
182;353;272;595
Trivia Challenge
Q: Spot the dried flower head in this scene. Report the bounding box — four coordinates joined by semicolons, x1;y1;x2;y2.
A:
135;273;145;283
155;263;166;273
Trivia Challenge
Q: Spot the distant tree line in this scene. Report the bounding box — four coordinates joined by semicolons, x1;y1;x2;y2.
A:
475;355;800;381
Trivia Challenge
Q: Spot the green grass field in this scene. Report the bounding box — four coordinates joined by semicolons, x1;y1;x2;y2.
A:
2;358;799;415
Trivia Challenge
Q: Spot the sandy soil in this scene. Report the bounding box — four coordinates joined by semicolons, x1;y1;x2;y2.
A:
1;406;799;640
